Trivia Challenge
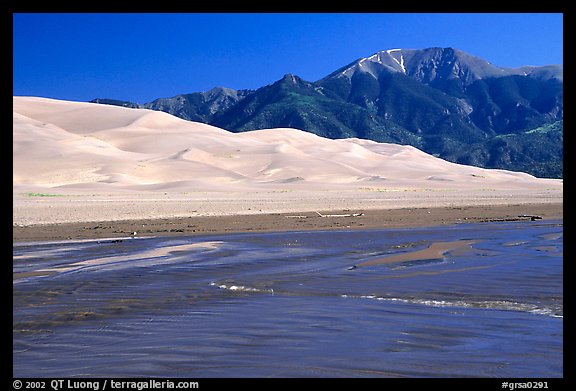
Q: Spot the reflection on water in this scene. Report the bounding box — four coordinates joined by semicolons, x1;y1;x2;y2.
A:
13;221;563;377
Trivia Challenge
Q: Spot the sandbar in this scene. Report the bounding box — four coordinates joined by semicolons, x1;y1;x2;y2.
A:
356;240;478;267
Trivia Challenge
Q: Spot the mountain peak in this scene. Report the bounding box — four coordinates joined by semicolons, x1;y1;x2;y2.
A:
281;73;302;84
202;86;242;100
325;47;514;87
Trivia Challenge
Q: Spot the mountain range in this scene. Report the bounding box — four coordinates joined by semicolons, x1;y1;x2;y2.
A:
91;47;563;178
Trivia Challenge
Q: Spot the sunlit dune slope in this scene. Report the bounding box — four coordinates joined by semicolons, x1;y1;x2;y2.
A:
13;96;562;192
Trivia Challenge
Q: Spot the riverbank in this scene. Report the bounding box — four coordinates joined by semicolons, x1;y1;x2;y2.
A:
13;202;562;242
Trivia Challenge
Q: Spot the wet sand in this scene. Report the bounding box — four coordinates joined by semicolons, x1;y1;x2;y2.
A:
13;202;562;242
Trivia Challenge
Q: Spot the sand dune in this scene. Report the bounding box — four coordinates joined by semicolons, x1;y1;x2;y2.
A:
13;96;562;191
13;96;562;226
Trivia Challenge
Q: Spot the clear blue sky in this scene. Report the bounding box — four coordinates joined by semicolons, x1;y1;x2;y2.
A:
13;13;563;103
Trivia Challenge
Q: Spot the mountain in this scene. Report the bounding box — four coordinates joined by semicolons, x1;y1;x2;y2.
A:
90;47;563;178
95;87;253;123
211;74;420;144
324;47;562;94
316;47;562;136
91;98;141;108
144;87;253;123
322;47;510;93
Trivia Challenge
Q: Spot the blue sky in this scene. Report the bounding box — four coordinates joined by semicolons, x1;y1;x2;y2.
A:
13;13;563;103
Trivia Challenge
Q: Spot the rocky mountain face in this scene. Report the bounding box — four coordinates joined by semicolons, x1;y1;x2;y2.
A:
95;88;252;123
144;87;253;123
91;47;563;178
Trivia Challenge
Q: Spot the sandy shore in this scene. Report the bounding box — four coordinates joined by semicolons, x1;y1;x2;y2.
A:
13;202;562;242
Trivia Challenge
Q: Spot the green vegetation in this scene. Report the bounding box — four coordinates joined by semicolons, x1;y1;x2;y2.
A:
523;121;562;135
449;121;563;178
26;192;64;197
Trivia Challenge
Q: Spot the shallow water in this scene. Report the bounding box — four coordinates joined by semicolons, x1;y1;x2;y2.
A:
13;221;563;377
